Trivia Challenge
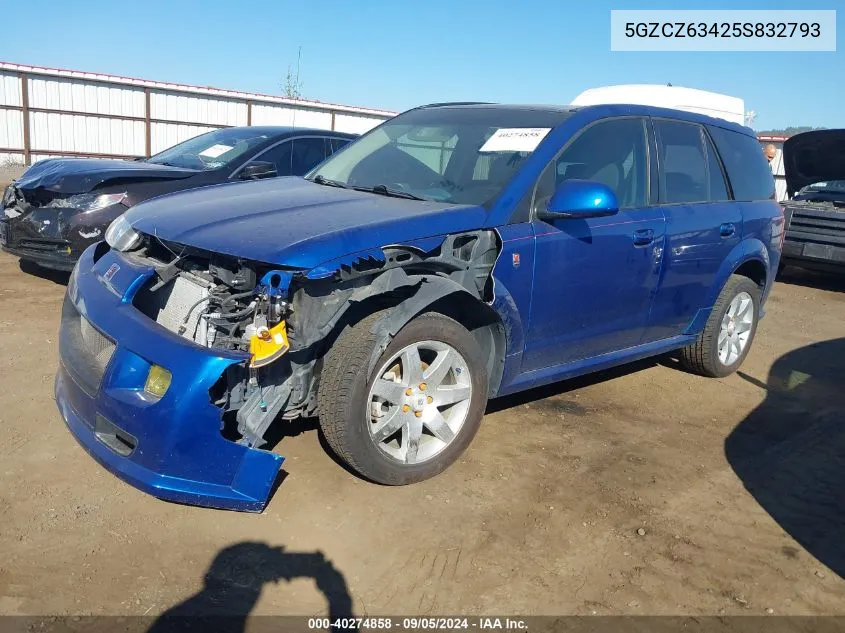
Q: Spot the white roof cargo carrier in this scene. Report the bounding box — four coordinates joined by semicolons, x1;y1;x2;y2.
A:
571;85;745;126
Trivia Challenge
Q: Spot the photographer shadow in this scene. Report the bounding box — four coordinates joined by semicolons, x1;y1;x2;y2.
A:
726;338;845;580
148;541;354;633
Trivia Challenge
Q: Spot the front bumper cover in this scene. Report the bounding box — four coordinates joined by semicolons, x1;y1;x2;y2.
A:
1;202;124;270
54;245;284;512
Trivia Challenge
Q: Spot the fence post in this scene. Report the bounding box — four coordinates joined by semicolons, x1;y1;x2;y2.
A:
19;72;31;166
247;100;252;126
144;88;151;158
331;111;336;131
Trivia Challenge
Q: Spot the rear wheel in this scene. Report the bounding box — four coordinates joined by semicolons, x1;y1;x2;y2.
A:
679;274;761;378
317;311;488;484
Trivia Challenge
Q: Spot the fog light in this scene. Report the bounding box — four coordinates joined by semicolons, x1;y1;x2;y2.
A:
144;365;172;398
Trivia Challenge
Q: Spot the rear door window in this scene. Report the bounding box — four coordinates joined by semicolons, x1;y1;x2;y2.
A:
654;120;708;204
708;126;776;201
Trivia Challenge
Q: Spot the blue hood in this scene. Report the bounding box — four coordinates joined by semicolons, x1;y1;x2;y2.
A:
16;158;198;194
125;177;489;270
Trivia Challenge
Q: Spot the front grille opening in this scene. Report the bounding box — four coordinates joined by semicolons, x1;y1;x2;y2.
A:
59;296;116;396
19;239;71;252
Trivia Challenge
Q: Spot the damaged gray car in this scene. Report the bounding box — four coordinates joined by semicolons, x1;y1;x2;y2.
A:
0;126;354;271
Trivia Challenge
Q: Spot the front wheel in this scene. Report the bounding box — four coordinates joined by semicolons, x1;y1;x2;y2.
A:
317;311;489;484
679;274;761;378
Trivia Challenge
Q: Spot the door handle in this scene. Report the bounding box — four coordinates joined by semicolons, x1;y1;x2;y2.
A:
719;223;736;238
632;228;654;247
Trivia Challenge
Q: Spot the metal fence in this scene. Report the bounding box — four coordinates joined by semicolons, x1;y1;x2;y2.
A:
0;61;396;166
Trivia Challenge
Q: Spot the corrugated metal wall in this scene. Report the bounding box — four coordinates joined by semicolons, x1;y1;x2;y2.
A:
0;63;393;165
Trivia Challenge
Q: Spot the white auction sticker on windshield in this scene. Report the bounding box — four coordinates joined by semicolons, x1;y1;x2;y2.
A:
199;144;234;158
479;128;551;153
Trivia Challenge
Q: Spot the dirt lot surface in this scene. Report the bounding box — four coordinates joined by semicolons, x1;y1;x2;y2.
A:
0;250;843;620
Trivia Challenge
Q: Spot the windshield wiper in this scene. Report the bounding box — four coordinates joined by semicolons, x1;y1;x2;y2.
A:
309;174;350;189
353;184;427;201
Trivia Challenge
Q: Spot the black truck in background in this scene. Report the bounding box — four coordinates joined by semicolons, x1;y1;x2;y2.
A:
780;130;845;275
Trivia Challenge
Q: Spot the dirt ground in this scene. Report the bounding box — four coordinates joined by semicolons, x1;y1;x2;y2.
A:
0;249;843;620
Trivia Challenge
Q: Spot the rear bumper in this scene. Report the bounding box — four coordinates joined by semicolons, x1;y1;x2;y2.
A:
782;239;845;272
54;246;284;512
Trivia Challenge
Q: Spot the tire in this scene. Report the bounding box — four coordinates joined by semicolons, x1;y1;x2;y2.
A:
317;311;489;484
679;274;761;378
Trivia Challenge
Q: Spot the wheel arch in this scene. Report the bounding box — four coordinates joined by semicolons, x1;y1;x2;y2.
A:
707;239;771;307
374;278;507;397
733;258;768;288
684;241;770;336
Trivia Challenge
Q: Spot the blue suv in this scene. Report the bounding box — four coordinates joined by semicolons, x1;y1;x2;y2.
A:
56;103;783;511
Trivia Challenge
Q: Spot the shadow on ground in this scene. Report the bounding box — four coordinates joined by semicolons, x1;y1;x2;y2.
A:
487;357;657;414
147;541;354;633
726;337;845;580
18;259;70;286
776;265;845;293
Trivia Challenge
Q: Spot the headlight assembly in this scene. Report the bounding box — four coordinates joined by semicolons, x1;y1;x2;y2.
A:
105;215;141;252
52;192;127;212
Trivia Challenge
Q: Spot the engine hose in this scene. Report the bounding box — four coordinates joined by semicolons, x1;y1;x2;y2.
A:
177;295;217;334
221;290;256;306
207;301;257;323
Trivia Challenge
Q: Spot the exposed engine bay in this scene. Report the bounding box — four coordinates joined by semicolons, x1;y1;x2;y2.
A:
125;229;502;450
133;249;291;364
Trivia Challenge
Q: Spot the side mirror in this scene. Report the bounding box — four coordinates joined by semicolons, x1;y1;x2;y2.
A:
537;179;619;220
239;161;277;180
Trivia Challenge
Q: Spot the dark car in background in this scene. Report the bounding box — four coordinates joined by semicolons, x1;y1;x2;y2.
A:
0;126;356;271
780;129;845;274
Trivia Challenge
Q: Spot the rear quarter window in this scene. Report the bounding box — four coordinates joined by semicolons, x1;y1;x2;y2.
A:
707;126;776;201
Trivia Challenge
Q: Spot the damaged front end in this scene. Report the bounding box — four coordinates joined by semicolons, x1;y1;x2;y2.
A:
127;227;502;449
1;184;128;270
56;220;502;511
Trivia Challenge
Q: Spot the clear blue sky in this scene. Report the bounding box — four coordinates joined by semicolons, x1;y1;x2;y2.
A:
4;0;843;130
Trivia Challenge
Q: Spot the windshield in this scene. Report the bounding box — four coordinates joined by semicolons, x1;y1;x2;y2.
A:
147;128;276;170
800;180;845;193
307;106;571;205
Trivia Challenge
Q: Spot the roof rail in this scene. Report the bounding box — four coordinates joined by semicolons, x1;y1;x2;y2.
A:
419;101;494;108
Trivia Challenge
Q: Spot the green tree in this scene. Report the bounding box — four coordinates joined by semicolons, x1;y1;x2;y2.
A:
282;47;304;100
756;126;827;136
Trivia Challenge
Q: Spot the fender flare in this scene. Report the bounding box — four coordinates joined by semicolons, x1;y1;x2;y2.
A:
686;239;771;336
705;238;771;308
